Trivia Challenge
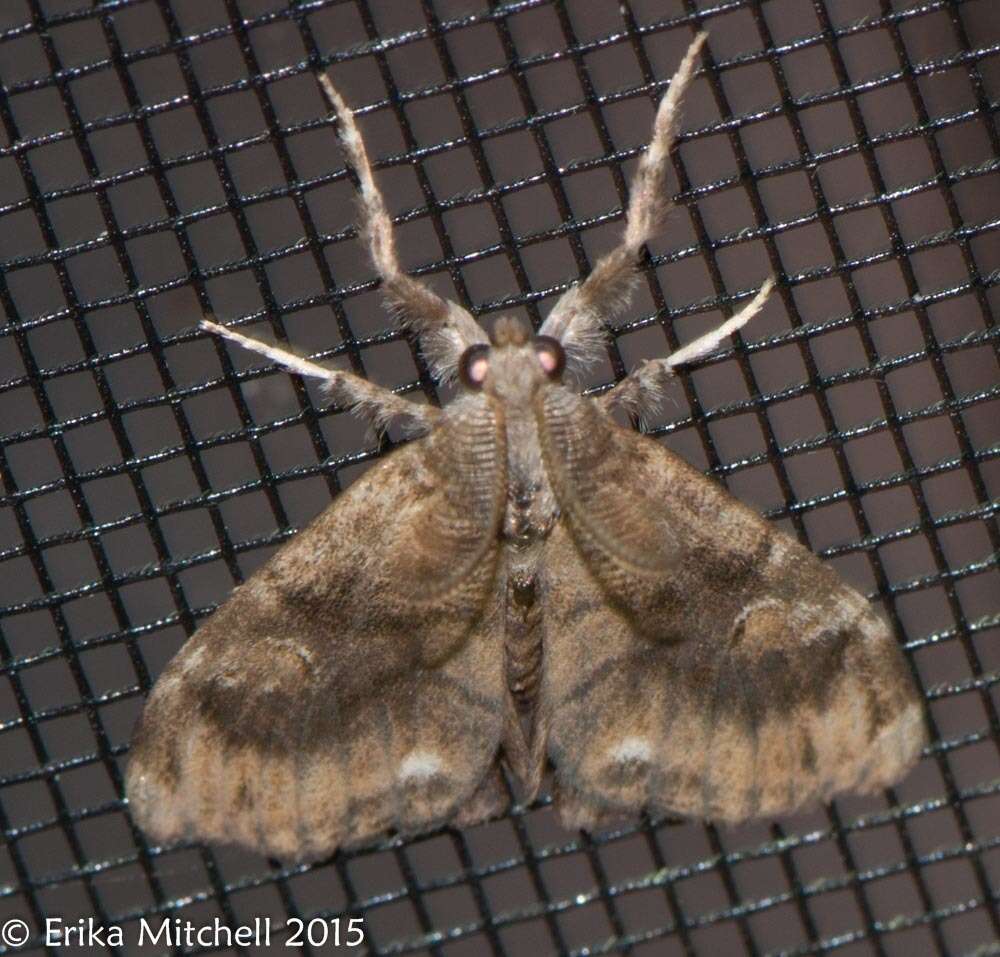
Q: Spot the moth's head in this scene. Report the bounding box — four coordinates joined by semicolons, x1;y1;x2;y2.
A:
457;315;565;399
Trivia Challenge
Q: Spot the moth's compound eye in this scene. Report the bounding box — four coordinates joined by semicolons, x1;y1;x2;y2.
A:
534;335;566;380
458;344;491;390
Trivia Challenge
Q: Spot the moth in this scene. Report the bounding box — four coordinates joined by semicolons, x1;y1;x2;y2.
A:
126;34;926;861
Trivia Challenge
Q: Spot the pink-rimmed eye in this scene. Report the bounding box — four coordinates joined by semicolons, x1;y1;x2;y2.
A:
534;335;565;380
458;344;491;390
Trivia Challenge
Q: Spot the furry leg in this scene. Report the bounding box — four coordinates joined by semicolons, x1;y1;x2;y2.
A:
202;320;439;436
318;75;487;381
540;32;708;369
600;278;775;420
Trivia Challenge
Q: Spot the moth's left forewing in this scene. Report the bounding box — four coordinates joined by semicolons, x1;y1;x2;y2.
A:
127;399;510;861
535;388;927;829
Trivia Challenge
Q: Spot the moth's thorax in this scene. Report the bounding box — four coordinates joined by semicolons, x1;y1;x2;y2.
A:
497;387;558;547
470;322;562;545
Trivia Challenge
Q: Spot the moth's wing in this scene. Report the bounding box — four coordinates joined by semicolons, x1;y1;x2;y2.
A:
536;389;927;828
126;399;509;861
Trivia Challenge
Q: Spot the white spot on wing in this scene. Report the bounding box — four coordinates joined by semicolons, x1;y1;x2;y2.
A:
399;749;444;782
610;736;653;764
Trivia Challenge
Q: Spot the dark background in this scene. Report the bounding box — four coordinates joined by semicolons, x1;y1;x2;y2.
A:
1;0;998;954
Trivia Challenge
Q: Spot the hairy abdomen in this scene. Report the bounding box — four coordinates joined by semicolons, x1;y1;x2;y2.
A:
504;562;543;710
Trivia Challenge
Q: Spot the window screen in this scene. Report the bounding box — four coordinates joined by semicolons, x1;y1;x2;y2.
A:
1;1;998;955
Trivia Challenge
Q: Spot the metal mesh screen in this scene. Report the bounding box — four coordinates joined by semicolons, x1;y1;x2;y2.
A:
1;0;998;954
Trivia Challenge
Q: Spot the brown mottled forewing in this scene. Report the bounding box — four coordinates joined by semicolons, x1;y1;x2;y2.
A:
535;389;927;829
126;399;509;861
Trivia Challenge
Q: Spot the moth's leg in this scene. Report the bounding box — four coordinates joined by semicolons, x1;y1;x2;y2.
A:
600;278;775;420
202;320;440;436
318;75;488;381
539;32;707;370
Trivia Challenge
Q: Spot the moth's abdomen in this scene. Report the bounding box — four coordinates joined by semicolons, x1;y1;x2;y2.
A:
504;567;544;711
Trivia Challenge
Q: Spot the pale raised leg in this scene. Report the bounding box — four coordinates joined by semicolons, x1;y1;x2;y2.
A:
202;319;439;435
600;278;775;420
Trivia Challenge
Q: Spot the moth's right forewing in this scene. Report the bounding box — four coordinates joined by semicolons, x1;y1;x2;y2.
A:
126;400;509;861
536;389;927;829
